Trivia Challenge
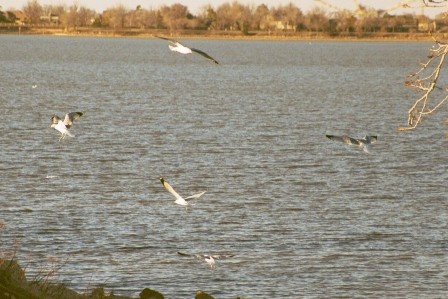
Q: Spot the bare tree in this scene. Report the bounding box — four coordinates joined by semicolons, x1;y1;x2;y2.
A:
305;7;328;33
77;6;95;27
252;4;269;30
216;2;233;30
198;4;218;30
64;3;79;30
216;1;251;33
23;0;43;24
106;4;127;30
160;3;190;31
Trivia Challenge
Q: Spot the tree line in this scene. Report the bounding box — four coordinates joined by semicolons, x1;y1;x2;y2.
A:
2;0;448;35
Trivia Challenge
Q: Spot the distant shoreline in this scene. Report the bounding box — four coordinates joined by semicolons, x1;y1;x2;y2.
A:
0;26;440;42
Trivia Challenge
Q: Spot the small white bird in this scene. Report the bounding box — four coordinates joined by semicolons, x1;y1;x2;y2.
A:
326;134;377;153
160;177;205;209
32;84;37;89
177;251;234;270
155;36;219;64
203;255;216;270
50;112;83;141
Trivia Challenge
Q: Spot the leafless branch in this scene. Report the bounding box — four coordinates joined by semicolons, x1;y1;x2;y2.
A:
423;0;448;7
398;35;448;131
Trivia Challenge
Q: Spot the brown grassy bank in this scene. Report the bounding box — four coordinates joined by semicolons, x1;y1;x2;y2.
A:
0;24;439;42
0;257;218;299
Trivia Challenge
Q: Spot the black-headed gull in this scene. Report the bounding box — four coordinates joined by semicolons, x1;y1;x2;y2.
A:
326;135;377;153
155;36;219;64
160;177;205;209
177;251;234;270
50;112;83;141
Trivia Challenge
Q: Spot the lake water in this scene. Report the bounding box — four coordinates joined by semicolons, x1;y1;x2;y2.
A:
0;35;447;298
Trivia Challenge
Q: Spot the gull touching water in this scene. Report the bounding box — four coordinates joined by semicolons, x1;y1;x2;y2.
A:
326;135;377;153
159;177;206;209
155;36;220;64
50;112;83;141
177;251;234;270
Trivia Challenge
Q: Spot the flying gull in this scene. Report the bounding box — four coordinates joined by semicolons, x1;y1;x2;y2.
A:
155;36;219;64
50;112;83;141
177;251;234;270
160;177;206;209
326;135;377;153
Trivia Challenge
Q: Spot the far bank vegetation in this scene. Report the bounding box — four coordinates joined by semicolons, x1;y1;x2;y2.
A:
1;0;448;38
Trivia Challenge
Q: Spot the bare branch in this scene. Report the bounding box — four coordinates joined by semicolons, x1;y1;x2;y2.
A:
399;34;448;131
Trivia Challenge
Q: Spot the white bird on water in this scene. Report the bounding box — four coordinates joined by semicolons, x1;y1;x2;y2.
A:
177;251;234;270
155;36;220;64
160;177;206;209
326;134;377;153
50;112;83;141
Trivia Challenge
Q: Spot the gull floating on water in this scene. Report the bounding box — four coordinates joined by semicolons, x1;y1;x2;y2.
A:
326;134;377;153
155;36;219;64
177;251;234;270
160;177;206;209
50;112;83;141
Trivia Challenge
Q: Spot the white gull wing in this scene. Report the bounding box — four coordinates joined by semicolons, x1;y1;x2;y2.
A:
185;191;206;200
159;177;190;207
63;112;83;128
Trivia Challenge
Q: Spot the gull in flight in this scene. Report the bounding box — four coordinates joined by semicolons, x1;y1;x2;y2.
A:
177;251;234;270
160;177;206;209
155;36;219;64
50;112;83;141
326;135;377;153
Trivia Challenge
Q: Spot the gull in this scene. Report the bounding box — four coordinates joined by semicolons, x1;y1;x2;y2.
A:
160;177;205;209
177;251;234;270
155;36;219;64
32;84;37;89
50;112;83;141
326;135;377;153
203;255;216;270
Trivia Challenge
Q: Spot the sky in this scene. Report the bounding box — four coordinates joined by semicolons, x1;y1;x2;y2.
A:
1;0;447;17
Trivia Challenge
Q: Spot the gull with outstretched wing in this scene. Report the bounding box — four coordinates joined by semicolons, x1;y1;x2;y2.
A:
50;112;83;141
155;36;219;64
160;177;206;209
326;134;377;153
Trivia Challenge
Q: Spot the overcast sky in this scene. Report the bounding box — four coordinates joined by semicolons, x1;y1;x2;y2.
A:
1;0;447;17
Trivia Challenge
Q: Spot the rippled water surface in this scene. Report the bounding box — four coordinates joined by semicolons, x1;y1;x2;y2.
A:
1;35;447;298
